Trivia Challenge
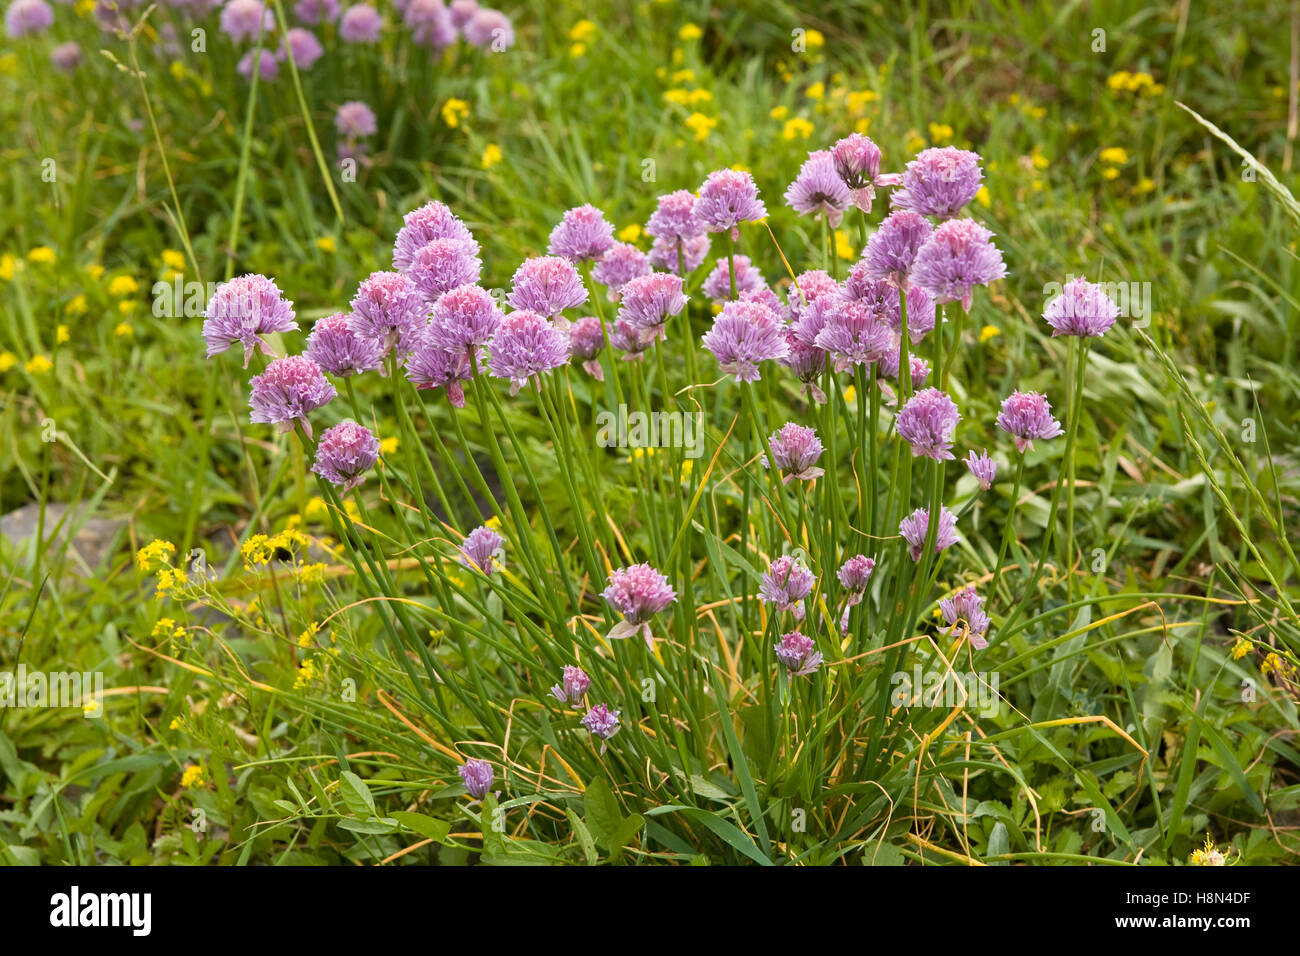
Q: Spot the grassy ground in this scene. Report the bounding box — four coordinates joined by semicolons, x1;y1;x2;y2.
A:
1;0;1298;865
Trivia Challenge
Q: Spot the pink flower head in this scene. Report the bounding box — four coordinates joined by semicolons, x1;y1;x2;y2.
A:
765;422;825;484
617;272;687;339
7;0;52;35
1043;277;1119;338
237;49;278;81
891;146;983;220
580;703;620;750
294;0;339;22
348;271;428;356
609;318;651;361
996;390;1064;452
861;210;933;287
646;189;705;242
335;100;377;138
202;273;298;366
507;256;588;317
896;387;961;461
568;316;606;379
592;242;652;301
548;204;615;264
784;150;851;228
814;295;893;369
778;330;828;404
428;282;502;357
911;218;1007;311
602;563;676;649
702;299;789;382
550;665;590;706
393;201;478;271
832;132;892;211
339;3;382;42
51;41;82;70
279;27;324;68
458;758;493;799
312;420;380;490
405;0;454;48
448;0;478;29
406;329;472;407
462;6;512;49
487;309;570;393
940;585;990;649
760;555;816;620
648;234;711;276
838;554;876;594
703;254;766;302
305;312;385;376
459;524;504;574
788;269;840;326
248;355;336;437
964;449;997;490
219;0;272;41
899;506;959;562
775;631;822;677
693;168;767;239
409;238;482;302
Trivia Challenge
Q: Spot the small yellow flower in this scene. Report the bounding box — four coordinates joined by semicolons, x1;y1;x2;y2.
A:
769;105;789;120
975;185;991;208
853;117;871;135
481;143;503;169
56;324;71;344
169;60;185;82
85;264;105;281
161;249;186;271
27;246;56;264
297;622;319;648
380;436;399;455
65;295;87;315
115;322;134;337
0;53;16;76
315;236;336;253
1030;145;1049;170
805;81;825;101
156;567;187;600
118;300;138;315
1102;168;1120;181
136;539;176;571
168;716;183;731
0;254;17;280
663;88;691;105
928;122;954;143
1099;147;1128;166
679;23;702;41
569;19;597;43
293;657;317;690
842;384;856;404
241;534;275;569
108;275;139;297
803;28;824;48
782;117;815;140
1262;652;1295;679
441;98;470;128
618;223;642;242
297;562;327;584
485;515;502;530
180;765;206;789
846;90;878;112
671;68;695;83
680;459;694;480
1135;177;1156;194
152;617;178;638
82;696;99;715
74;0;94;15
979;324;1001;343
684;112;717;142
569;42;587;58
305;496;329;520
26;355;53;375
1230;637;1251;660
834;229;855;261
905;130;926;153
0;352;16;373
1189;836;1226;866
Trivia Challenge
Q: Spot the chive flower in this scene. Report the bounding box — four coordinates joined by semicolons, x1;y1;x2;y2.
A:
305;312;385;377
963;449;998;490
550;665;590;706
1043;277;1119;338
996;390;1064;452
580;704;621;751
248;356;336;437
693;168;768;240
592;242;652;301
487;310;570;393
311;420;380;491
759;555;815;620
548;204;616;264
890;146;984;220
899;506;959;561
506;256;589;318
202;273;298;366
896;387;961;461
784;150;851;228
458;758;494;800
765;422;825;484
458;525;505;574
701;299;788;382
774;631;823;677
602;563;677;649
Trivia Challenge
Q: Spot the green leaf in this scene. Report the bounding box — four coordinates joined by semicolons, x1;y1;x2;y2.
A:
391;811;451;843
338;771;376;818
565;807;599;865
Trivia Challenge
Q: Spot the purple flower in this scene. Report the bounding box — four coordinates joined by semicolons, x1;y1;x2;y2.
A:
248;356;336;437
996;391;1064;452
459;525;504;574
458;758;494;799
406;330;472;406
648;234;711;276
409;238;482;302
702;299;788;382
339;3;382;42
617;272;687;340
788;269;840;326
548;204;616;264
891;146;983;220
294;0;338;22
702;254;765;302
964;449;997;490
448;0;477;29
785;150;851;228
312;420;380;490
911;218;1007;311
832;133;896;211
693;168;768;239
348;271;428;356
237;49;278;81
6;0;51;35
428;282;502;358
608;319;650;361
907;354;931;389
568;316;605;379
860;210;933;287
899;506;959;561
462;6;511;49
1043;277;1119;338
837;554;876;633
487;310;570;393
814;295;893;369
592;243;651;301
405;0;454;48
778;331;828;403
202;273;298;366
896;387;960;461
279;27;324;68
940;585;990;649
646;190;705;242
51;41;82;70
774;631;823;677
393;201;478;272
742;286;789;323
759;555;815;620
581;703;620;750
305;312;385;377
335;100;377;138
602;563;676;649
550;665;590;706
766;423;825;484
506;256;588;318
219;0;272;41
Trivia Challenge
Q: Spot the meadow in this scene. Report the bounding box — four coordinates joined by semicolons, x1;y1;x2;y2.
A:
1;0;1297;867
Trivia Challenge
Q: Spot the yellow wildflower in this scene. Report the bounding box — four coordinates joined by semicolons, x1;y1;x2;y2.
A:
380;436;399;455
316;236;337;253
928;122;954;143
1230;637;1251;660
618;223;642;242
56;324;70;344
684;112;717;141
569;42;586;58
846;90;878;113
979;325;1000;343
85;264;105;280
1135;177;1155;194
441;98;470;128
0;352;15;373
481;143;503;169
298;562;327;584
305;496;329;520
1099;147;1128;166
679;23;702;41
834;229;856;261
152;617;178;638
169;60;185;81
168;717;183;731
975;185;991;208
671;68;695;83
782;117;814;140
805;81;825;101
293;657;316;690
241;534;275;569
26;355;52;375
161;249;186;271
297;622;319;648
65;296;87;315
180;765;206;789
842;384;856;404
803;28;824;48
136;539;175;570
569;19;597;43
115;322;134;338
0;254;16;280
1189;836;1226;866
769;105;789;120
156;567;187;600
108;275;139;297
27;246;56;264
